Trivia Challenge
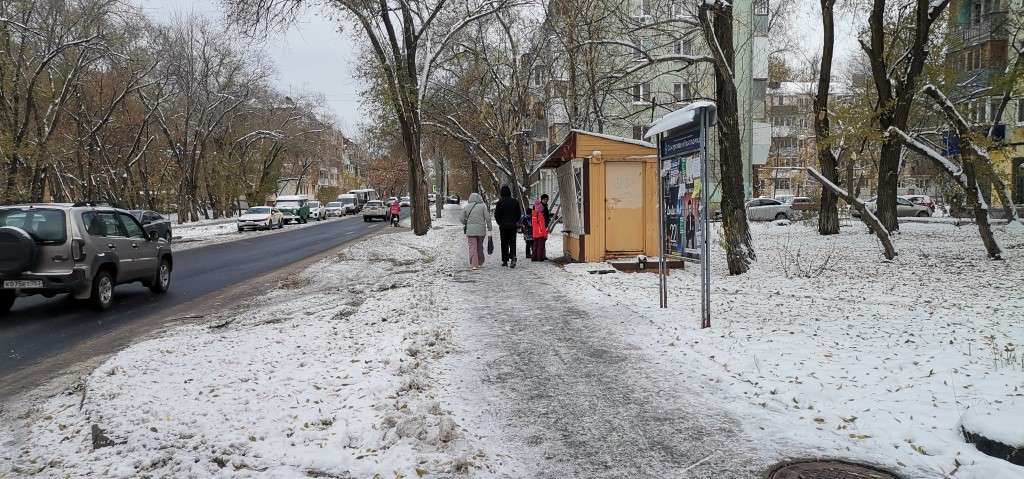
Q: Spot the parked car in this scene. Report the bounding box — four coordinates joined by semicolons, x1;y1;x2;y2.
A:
237;206;284;231
275;195;311;224
902;194;936;213
307;201;327;221
746;198;799;221
130;210;172;242
0;203;173;313
446;195;461;204
400;196;411;207
324;202;347;217
853;196;931;218
348;189;378;211
428;193;437;203
362;200;387;222
336;194;358;214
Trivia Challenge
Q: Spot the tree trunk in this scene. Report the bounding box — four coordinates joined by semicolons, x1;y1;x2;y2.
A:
875;140;901;232
4;153;19;202
815;0;840;235
434;154;444;219
706;2;755;275
963;156;1002;259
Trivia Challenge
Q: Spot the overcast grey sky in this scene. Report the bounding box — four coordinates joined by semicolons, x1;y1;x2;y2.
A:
136;0;363;136
135;1;862;137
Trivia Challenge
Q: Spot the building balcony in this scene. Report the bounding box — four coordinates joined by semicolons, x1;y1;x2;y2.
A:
951;12;1009;47
953;67;1004;91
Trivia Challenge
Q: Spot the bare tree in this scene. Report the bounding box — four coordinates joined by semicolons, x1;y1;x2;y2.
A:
860;0;950;232
0;0;106;201
814;0;840;235
698;0;755;275
226;0;517;235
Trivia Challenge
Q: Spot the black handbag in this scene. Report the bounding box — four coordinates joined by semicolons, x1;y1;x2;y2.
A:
487;236;494;255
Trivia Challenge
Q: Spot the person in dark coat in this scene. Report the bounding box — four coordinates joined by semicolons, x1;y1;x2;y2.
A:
520;207;533;259
493;185;522;268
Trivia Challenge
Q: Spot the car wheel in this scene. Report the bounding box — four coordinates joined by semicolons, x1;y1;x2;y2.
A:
238;227;244;233
775;213;788;221
90;270;115;311
917;211;930;218
0;291;14;316
149;257;171;293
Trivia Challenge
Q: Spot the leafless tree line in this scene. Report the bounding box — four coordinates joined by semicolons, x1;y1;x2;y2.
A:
0;0;348;223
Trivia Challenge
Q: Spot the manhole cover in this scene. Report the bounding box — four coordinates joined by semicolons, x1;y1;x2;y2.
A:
770;461;897;479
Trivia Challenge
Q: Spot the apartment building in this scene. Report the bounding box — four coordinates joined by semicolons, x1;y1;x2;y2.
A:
947;0;1024;205
529;0;771;201
759;82;817;198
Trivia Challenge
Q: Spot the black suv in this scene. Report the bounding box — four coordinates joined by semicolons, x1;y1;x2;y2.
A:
0;203;173;313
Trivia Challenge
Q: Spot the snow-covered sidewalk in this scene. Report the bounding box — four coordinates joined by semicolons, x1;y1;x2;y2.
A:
440;255;772;477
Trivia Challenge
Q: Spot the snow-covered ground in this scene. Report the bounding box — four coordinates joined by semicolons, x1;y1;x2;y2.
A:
543;220;1024;478
1;210;476;477
3;209;1022;478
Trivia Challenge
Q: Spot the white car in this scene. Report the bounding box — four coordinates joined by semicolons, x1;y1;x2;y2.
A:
307;201;327;221
336;194;358;215
746;198;797;222
853;196;931;218
400;196;411;207
362;200;387;222
237;206;284;231
324;202;346;217
428;193;436;203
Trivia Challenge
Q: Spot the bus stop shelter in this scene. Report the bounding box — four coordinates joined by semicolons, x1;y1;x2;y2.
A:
530;130;659;263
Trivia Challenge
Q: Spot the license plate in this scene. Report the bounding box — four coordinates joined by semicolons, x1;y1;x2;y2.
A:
3;280;43;289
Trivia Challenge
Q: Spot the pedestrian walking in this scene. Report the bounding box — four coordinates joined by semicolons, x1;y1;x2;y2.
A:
389;199;401;227
493;185;522;268
520;207;533;259
461;193;492;270
531;194;551;261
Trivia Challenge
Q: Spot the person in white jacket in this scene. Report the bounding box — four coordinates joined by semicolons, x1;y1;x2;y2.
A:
461;193;492;270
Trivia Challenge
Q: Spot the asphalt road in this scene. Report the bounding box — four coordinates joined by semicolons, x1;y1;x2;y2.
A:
0;213;394;394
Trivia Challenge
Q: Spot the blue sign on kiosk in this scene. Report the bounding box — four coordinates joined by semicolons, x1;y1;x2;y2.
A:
645;101;716;329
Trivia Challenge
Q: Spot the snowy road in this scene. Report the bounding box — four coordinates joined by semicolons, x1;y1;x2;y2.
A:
0;214;390;399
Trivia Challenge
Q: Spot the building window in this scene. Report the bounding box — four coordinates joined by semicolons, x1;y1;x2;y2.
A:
673;83;682;102
631;83;650;103
754;0;769;16
533;67;546;86
632;125;644;140
636;0;652;17
633;38;646;60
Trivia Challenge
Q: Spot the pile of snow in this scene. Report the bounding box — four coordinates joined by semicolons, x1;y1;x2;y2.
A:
541;221;1024;478
961;403;1024;450
2;219;481;477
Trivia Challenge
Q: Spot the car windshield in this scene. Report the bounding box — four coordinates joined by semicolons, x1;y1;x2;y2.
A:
277;201;300;208
309;202;320;207
339;198;354;204
0;208;67;244
327;202;342;207
247;207;271;214
366;201;383;207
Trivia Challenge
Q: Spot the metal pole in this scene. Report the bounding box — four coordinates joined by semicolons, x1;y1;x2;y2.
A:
700;109;712;328
657;133;667;308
